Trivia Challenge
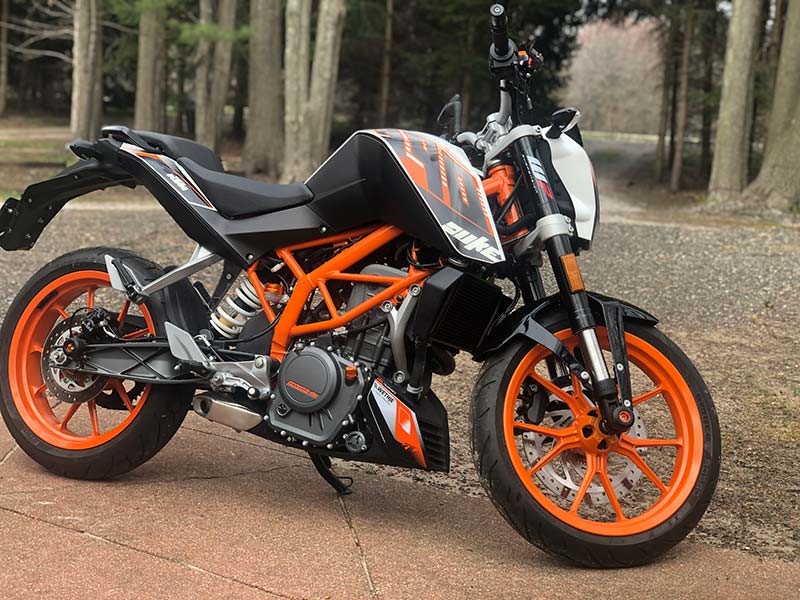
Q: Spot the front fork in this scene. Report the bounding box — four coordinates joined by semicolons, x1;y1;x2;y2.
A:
514;136;634;432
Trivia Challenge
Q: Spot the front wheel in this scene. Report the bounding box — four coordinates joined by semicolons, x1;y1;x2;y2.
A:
471;321;721;567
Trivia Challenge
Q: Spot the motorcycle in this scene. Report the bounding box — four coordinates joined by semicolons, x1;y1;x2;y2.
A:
0;4;720;567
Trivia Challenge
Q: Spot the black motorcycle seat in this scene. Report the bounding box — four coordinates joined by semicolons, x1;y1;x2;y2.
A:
178;157;314;220
134;131;225;172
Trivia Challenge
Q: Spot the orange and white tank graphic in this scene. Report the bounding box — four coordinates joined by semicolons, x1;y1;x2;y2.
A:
366;129;505;264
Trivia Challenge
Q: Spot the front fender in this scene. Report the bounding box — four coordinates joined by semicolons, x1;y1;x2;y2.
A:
474;291;658;361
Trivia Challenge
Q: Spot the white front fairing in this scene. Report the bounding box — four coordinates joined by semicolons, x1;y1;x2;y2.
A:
541;129;599;243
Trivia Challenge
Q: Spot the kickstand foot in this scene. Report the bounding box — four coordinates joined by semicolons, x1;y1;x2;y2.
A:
309;453;353;496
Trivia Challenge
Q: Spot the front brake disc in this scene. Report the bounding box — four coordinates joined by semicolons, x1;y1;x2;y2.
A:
522;401;647;507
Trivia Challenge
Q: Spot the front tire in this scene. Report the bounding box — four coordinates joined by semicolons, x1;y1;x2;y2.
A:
471;321;721;567
0;247;194;480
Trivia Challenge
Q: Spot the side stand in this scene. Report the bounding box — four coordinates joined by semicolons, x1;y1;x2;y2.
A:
309;453;353;496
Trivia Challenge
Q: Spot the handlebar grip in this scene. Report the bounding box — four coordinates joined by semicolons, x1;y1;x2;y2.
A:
490;4;511;59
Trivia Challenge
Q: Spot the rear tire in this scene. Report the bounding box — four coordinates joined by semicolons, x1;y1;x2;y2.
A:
471;320;721;567
0;247;194;480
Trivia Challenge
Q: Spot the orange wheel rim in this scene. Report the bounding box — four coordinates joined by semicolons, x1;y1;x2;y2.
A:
8;270;154;451
503;328;704;536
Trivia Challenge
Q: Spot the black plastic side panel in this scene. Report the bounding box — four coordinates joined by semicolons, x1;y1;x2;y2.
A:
306;134;456;259
0;159;136;251
475;291;659;359
116;151;332;266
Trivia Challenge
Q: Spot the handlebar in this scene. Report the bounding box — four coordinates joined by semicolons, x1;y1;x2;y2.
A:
489;4;512;60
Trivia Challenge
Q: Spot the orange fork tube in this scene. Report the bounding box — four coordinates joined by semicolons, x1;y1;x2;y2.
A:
271;225;407;358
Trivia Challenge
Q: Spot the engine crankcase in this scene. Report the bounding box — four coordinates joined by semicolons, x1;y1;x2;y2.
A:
269;345;365;445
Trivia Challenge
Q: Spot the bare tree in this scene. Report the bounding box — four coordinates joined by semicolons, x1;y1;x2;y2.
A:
71;0;103;140
377;0;394;127
243;0;283;177
282;0;346;182
282;0;311;182
670;5;694;193
195;0;238;151
309;0;346;166
0;0;8;116
744;0;800;210
699;14;717;178
707;0;763;203
655;21;677;181
768;0;786;88
195;0;213;143
134;1;166;131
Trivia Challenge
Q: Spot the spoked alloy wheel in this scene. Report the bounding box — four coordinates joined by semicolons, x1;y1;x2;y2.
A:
0;248;193;479
471;320;720;567
504;328;703;536
8;270;153;450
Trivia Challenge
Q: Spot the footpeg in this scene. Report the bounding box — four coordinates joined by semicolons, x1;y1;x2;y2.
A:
309;453;353;496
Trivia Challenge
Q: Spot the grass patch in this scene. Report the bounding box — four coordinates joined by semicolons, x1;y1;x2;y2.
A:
0;138;72;165
0;188;22;199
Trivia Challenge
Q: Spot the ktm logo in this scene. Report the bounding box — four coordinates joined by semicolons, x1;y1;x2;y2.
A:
443;221;503;262
165;172;190;192
286;380;319;399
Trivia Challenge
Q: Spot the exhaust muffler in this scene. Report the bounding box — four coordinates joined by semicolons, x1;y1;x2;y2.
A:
192;393;263;432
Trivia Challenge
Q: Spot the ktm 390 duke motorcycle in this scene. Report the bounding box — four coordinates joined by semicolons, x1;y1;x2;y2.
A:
0;4;719;567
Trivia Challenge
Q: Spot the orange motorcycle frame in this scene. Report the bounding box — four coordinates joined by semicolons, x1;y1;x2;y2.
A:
245;224;429;360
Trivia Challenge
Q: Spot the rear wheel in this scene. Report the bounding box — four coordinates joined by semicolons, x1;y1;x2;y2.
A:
471;321;720;567
0;248;194;479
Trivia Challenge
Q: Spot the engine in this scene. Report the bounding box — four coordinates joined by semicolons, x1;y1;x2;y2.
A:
265;265;405;449
267;344;365;445
194;263;450;471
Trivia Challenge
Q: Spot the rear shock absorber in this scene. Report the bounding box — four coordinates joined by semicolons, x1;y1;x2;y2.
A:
211;279;286;339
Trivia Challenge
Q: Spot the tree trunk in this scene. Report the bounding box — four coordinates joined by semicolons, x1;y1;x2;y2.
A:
377;0;394;127
309;0;347;166
233;53;246;139
700;16;715;179
175;52;187;134
243;0;283;178
0;0;9;116
744;0;800;210
670;6;694;193
282;0;347;181
209;0;237;150
707;0;762;202
134;3;166;131
282;0;312;182
668;50;679;173
89;16;104;137
461;16;477;131
195;0;238;151
194;0;214;146
768;0;786;87
70;0;103;140
655;20;677;181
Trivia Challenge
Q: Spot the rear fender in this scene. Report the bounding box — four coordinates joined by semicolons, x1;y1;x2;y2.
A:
0;154;136;251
